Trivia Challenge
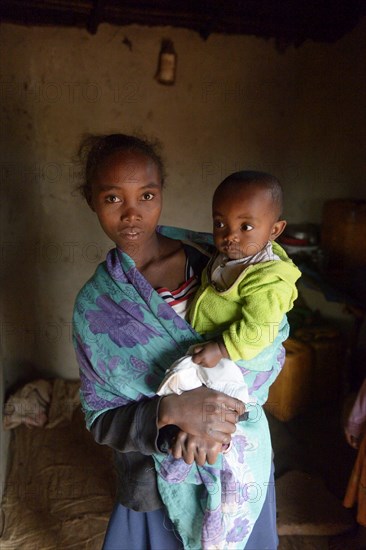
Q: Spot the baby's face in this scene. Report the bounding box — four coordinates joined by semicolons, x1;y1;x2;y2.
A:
212;185;281;260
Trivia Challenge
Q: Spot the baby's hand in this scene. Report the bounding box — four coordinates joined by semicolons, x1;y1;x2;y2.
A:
191;341;225;368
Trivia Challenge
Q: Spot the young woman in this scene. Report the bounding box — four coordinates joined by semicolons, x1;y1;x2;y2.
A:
73;133;282;549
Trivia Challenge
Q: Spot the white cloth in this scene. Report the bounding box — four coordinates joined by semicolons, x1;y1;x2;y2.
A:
157;353;253;404
210;240;280;291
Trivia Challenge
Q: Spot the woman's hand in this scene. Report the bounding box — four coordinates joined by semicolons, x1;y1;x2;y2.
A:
171;431;223;466
158;386;245;445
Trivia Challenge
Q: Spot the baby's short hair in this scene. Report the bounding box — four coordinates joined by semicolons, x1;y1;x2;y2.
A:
215;170;284;219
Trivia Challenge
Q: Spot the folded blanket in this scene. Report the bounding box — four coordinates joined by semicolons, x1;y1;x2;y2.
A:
3;379;80;430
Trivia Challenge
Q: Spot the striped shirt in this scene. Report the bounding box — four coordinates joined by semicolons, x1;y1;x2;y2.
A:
156;260;199;319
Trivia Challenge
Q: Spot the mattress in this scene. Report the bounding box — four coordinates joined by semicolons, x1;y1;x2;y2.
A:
0;380;115;549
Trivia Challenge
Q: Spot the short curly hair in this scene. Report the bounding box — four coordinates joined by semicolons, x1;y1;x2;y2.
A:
77;133;166;203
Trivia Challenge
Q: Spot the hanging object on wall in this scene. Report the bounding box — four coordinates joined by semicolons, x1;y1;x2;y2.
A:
155;39;177;85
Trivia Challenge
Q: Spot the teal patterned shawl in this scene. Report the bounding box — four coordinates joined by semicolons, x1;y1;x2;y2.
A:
73;226;287;549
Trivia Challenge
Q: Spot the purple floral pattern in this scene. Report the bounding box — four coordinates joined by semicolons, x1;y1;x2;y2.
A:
126;265;154;303
157;302;190;330
159;455;192;483
106;249;128;282
80;376;130;410
202;507;223;546
75;340;104;384
232;434;249;464
86;295;161;348
250;369;273;393
108;356;121;371
222;456;248;507
197;466;221;495
221;464;236;506
130;356;149;379
226;516;250;543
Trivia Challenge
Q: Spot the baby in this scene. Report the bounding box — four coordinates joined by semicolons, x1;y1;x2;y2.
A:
158;171;301;409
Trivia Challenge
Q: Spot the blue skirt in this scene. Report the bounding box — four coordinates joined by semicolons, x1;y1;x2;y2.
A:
103;463;278;550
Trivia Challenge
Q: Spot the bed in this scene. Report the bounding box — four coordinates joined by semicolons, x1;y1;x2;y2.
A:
1;379;115;550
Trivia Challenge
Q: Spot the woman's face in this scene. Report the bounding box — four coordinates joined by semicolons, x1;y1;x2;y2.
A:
90;149;163;254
